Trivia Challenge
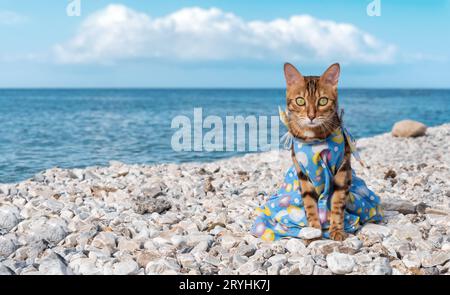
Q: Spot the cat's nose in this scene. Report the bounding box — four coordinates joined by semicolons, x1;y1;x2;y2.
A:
307;114;315;122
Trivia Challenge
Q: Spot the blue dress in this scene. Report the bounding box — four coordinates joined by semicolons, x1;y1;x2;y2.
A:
251;127;383;241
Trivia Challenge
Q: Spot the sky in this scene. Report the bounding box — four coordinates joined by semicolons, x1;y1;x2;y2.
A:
0;0;449;88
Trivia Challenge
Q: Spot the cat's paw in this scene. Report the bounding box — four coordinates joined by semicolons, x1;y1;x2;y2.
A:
329;230;347;241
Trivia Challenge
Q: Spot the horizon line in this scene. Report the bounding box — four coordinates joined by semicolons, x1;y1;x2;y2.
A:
0;87;449;91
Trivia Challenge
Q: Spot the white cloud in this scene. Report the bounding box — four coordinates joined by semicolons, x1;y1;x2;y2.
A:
54;5;396;64
0;10;27;25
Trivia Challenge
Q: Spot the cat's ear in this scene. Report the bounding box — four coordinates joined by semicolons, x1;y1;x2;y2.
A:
284;63;304;87
320;63;340;87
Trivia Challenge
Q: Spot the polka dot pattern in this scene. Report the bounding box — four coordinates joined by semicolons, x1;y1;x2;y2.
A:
251;127;383;240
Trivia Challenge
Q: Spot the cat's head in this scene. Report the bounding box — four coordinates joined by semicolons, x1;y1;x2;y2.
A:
283;62;341;141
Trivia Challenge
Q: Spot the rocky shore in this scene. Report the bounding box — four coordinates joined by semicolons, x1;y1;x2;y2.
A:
0;124;449;275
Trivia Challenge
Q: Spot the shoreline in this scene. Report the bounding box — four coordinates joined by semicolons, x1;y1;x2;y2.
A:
0;123;449;275
2;120;450;185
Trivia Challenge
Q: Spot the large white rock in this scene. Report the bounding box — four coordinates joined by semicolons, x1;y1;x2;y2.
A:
391;224;422;241
39;257;73;275
298;227;322;240
297;255;315;275
0;205;20;232
267;264;281;275
0;263;14;275
69;257;102;275
421;250;450;267
237;260;260;275
23;216;68;244
369;257;392;275
177;253;197;269
360;223;392;238
117;238;140;253
267;254;287;266
91;232;117;250
326;252;355;274
343;236;363;251
220;234;240;249
236;244;256;257
145;258;180;275
313;266;333;275
308;240;341;256
402;252;421;268
285;238;306;254
112;259;139;275
392;120;427;137
0;235;16;257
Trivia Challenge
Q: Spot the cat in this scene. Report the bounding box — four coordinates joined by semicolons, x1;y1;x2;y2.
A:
251;62;383;242
284;62;350;241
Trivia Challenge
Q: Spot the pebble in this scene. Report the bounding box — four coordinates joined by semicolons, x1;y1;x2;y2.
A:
236;244;256;257
442;242;450;252
0;235;17;257
133;197;171;215
353;253;372;266
343;236;363;251
92;232;117;250
392;120;427;138
117;238;140;252
0;263;15;275
0;205;20;232
382;199;416;215
308;240;340;255
391;224;422;241
313;266;333;275
136;251;160;268
297;255;315;275
421;250;450;267
177;253;197;269
38;256;72;275
267;254;287;266
70;258;102;275
402;252;421;268
285;238;306;254
360;224;392;239
232;254;248;268
326;252;355;274
238;261;260;275
267;263;281;275
0;123;448;275
112;259;139;275
220;234;240;250
298;227;322;240
369;257;392;275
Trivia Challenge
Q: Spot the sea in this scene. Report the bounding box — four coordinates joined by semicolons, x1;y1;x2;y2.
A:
1;89;449;183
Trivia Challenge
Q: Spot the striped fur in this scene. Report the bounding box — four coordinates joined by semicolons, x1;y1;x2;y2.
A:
285;62;350;241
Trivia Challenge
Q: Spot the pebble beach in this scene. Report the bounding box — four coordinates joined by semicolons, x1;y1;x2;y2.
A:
0;123;449;275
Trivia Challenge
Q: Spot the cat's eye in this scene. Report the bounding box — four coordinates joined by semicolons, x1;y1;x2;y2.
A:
296;97;306;106
318;97;328;106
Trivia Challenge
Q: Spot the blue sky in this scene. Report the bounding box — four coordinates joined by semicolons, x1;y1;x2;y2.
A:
0;0;449;88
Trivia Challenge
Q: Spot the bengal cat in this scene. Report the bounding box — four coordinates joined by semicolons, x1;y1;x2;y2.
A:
284;62;350;241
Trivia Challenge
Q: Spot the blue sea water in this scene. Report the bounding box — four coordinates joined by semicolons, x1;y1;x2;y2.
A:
0;89;449;183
